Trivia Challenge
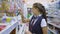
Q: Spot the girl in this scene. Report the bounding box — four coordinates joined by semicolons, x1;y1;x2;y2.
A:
19;3;48;34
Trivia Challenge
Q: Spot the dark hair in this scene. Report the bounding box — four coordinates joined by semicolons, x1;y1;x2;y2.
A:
33;3;47;22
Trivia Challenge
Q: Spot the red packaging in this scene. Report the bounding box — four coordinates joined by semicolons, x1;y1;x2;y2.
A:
0;25;6;31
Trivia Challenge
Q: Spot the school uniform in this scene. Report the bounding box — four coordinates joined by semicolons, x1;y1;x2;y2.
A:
29;14;47;34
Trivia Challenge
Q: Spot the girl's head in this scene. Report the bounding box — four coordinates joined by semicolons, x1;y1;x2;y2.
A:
32;3;47;22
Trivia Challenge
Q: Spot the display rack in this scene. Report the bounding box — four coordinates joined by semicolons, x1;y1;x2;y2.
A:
47;0;60;18
48;27;57;34
0;0;25;34
0;22;18;34
47;21;60;34
47;0;60;34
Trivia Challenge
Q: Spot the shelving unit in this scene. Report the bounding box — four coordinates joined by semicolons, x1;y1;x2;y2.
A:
47;0;60;34
47;0;60;18
48;27;56;34
0;21;18;34
0;0;25;34
47;18;60;34
47;21;60;34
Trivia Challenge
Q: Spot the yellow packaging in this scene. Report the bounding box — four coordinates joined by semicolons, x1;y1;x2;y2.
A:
6;18;11;22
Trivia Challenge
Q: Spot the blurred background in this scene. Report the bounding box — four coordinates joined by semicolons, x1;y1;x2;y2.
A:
0;0;60;34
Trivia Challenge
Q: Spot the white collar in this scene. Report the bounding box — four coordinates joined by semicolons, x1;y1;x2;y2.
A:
34;14;42;17
39;14;42;16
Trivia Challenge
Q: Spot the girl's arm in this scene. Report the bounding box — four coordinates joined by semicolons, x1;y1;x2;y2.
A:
41;19;48;34
42;27;48;34
18;9;30;23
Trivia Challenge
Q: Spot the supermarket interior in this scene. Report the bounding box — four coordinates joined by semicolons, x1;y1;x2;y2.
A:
0;0;60;34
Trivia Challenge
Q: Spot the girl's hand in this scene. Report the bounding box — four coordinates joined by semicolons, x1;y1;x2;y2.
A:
18;8;23;15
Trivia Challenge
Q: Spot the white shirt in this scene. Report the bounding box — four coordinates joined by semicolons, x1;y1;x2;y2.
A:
29;14;47;27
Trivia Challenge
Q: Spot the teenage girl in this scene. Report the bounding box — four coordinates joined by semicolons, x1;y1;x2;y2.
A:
19;3;48;34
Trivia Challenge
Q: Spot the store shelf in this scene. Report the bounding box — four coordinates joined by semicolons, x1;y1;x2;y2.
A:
0;21;18;34
0;23;8;25
48;27;57;34
48;22;60;28
48;21;60;34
